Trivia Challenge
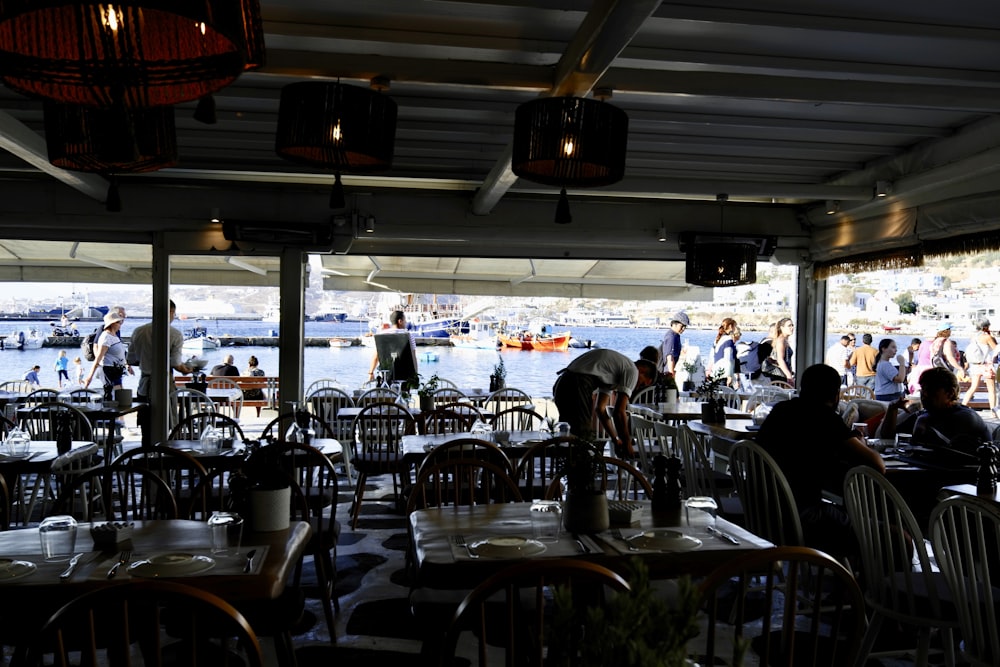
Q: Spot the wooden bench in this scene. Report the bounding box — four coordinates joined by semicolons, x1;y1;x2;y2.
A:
174;375;279;416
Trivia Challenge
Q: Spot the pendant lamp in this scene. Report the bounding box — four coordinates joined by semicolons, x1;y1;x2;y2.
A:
275;80;398;210
194;0;265;124
0;0;262;108
512;95;628;224
685;194;758;287
44;101;178;211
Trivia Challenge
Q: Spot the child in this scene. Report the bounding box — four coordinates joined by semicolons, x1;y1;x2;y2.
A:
73;356;84;385
23;365;41;387
53;349;70;388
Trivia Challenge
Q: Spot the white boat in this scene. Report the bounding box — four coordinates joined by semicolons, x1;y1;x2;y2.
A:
1;329;45;350
449;319;498;349
182;324;220;351
328;337;353;348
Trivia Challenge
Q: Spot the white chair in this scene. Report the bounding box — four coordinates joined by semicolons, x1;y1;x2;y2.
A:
357;386;400;406
717;385;741;409
930;494;1000;667
306;386;357;486
305;377;341;396
206;376;244;421
483;387;532;414
171;388;216;429
728;440;803;547
630;385;656;406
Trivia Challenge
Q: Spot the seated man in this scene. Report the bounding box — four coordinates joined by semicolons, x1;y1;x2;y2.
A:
209;354;240;377
881;366;989;457
756;364;885;560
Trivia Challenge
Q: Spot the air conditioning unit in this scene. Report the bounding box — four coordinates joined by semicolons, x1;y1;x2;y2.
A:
222;220;335;252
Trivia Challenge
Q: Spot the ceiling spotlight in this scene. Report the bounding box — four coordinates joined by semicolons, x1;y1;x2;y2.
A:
657;226;667;242
210;207;221;223
365;216;376;233
825;200;840;215
874;180;893;198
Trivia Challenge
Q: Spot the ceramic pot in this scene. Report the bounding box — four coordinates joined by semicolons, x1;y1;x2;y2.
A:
419;395;435;412
701;400;724;423
562;491;609;534
682;380;695;392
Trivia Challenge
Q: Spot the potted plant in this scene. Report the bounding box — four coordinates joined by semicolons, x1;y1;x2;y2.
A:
548;561;707;667
490;354;506;392
556;440;609;533
417;373;440;411
679;360;698;392
697;371;727;423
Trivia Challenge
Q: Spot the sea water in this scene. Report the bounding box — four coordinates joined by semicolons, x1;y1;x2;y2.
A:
0;319;929;397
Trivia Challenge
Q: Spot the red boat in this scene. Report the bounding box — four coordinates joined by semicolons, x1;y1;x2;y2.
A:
883;325;901;332
498;330;571;351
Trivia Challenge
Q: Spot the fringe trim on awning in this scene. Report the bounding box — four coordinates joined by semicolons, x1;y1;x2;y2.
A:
813;246;923;280
922;229;1000;257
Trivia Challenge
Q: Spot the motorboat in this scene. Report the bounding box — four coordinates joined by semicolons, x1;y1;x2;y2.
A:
1;328;45;350
498;330;571;351
328;337;354;348
182;325;220;351
449;319;498;349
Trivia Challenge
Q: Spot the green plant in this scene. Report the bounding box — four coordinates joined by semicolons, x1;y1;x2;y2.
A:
556;440;603;494
492;355;507;381
681;359;699;375
548;560;704;667
697;370;727;402
417;373;440;398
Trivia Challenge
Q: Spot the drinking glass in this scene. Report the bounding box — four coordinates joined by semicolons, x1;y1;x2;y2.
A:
208;512;244;556
39;515;77;562
529;501;562;542
684;496;718;529
554;422;571;437
895;432;913;454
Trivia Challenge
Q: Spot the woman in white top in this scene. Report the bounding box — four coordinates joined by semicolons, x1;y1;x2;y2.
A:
874;339;907;401
961;317;998;412
711;317;739;387
84;311;134;399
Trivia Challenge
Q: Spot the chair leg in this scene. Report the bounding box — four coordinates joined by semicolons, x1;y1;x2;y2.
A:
350;474;367;529
313;552;337;644
853;610;882;667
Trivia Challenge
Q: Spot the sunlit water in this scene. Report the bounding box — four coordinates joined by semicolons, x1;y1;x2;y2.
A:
0;319;935;397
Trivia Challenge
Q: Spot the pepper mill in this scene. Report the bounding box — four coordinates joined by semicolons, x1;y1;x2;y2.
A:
651;453;682;515
976;444;997;497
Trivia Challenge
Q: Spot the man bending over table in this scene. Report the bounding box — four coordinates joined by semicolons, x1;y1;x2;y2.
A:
552;349;656;457
756;363;884;561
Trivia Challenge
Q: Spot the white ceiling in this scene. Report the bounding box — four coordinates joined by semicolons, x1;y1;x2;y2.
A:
0;1;998;296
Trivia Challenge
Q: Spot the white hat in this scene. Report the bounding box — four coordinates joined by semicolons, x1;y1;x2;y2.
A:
103;311;124;328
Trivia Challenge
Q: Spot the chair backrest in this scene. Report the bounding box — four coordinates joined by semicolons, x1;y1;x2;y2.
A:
440;559;630;667
843;465;948;621
173;388;217;425
676;425;723;504
52;463;178;522
206;377;243;420
48;443;102;516
22;389;60;407
930;494;1000;667
259;411;336;443
405;457;522;514
168;411;246;441
696;546;866;667
0;474;9;531
418;406;475;435
305;386;355;440
113;446;209;512
417;437;513;479
628;413;658;474
514;436;578;501
483;387;532;413
841;384;875;400
305;377;341;396
62;388;102;407
429;386;470;404
187;469;235;521
630;385;656;405
0;380;30;395
598;455;653;501
19;579;264;667
489;406;544;431
717;385;742;409
432;376;458;388
357;387;400;406
254;441;340;518
728;440;803;546
21;402;93;441
349;402;415;460
767;380;795;390
435;401;484;422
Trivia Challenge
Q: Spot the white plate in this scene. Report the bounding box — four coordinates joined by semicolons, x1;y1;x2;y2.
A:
627;530;702;551
0;558;36;581
470;536;546;558
128;553;215;578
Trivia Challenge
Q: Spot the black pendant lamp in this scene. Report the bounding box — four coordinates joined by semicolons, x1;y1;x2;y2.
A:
685;194;758;287
274;79;398;210
0;0;262;108
512;95;628;224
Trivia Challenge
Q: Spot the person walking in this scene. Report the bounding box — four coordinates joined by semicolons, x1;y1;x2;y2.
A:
711;317;739;387
53;350;70;388
961;318;998;413
657;311;689;375
848;333;878;390
874;338;907;401
762;317;795;385
72;356;84;385
928;323;968;382
83;311;132;399
825;335;852;386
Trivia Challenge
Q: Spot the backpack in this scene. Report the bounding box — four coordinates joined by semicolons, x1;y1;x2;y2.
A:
965;340;986;365
736;341;762;376
80;327;100;362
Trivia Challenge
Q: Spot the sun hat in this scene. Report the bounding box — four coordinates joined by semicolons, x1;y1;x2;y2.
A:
670;311;690;327
103;311;124;328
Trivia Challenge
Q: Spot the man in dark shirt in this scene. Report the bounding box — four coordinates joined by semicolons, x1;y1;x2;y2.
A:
756;364;884;559
209;354;240;377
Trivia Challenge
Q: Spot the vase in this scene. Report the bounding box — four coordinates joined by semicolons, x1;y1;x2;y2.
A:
701;401;723;423
419;395;435;412
682;380;695;392
562;491;609;534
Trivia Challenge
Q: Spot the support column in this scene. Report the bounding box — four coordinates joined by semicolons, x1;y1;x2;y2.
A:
795;262;827;375
149;238;172;447
277;248;306;411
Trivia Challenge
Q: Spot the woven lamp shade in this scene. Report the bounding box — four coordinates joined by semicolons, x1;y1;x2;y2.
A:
44;101;177;173
0;0;260;107
274;81;398;172
511;96;628;187
686;243;758;287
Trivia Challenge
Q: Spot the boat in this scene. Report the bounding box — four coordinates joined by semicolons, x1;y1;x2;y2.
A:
328;337;354;348
1;328;45;350
449;319;498;349
498;330;571;351
182;324;221;351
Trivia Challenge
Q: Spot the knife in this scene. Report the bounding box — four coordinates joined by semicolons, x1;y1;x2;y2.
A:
243;549;257;573
572;534;591;554
707;525;740;545
59;553;84;580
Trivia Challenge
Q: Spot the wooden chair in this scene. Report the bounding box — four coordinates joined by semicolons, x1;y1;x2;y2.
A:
305;377;341;396
490;405;545;431
628;412;658;473
419;406;475;435
45;443;103;519
62;387;102;407
676;425;742;521
482;387;532;414
20;402;93;442
515;437;605;501
15;579;264;667
728;440;803;546
0;380;31;395
207;376;244;420
305;386;357;485
438;559;630;667
930;495;1000;667
630;385;656;405
405;457;522;514
594;455;652;501
172;388;217;427
168;411;246;442
348;401;416;529
259;411;337;445
767;379;795;390
187;468;235;521
21;389;60;407
113;446;209;513
843;466;957;667
695;546;866;667
0;474;10;531
717;384;742;409
841;384;875;400
51;464;178;521
417;438;514;480
357;386;400;406
429;386;470;404
435;401;484;423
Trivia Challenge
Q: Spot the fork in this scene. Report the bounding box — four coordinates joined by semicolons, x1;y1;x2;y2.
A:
454;535;479;559
611;528;639;552
106;550;132;579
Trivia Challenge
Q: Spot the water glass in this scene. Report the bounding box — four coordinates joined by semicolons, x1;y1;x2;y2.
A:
208;512;244;556
39;515;77;562
529;501;562;542
684;496;718;529
554;422;571;437
852;423;869;439
895;432;913;454
4;428;29;457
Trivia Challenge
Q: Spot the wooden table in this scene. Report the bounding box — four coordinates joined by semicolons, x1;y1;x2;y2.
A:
0;519;311;639
158;437;344;470
634;403;751;422
409;501;771;589
401;430;548;473
0;441;96;525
